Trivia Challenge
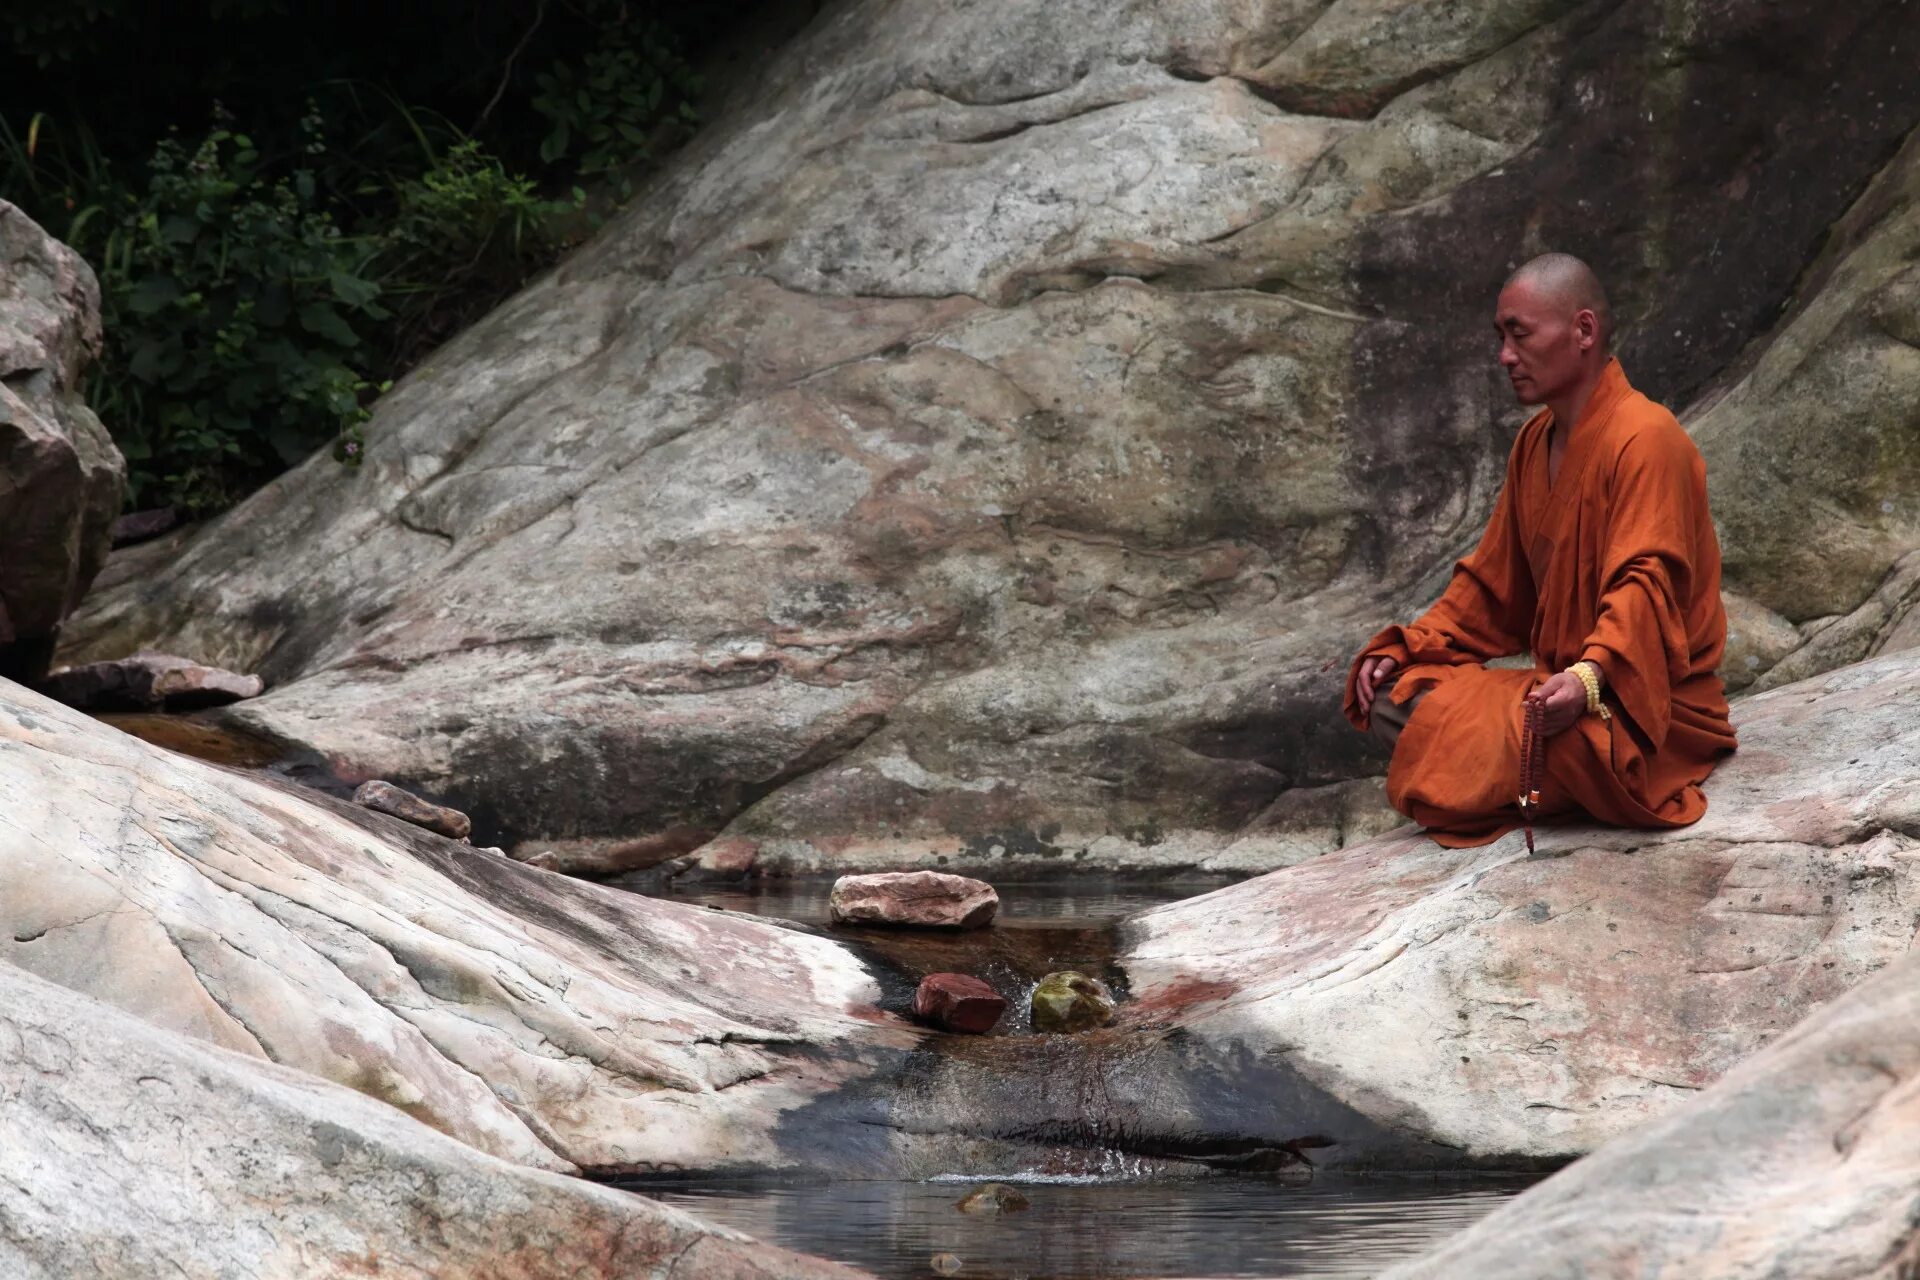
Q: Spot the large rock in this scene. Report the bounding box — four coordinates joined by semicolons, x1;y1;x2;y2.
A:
0;961;866;1279
1387;945;1920;1279
39;648;263;711
830;870;999;929
1115;645;1920;1165
0;201;123;684
50;5;1920;880
0;676;899;1177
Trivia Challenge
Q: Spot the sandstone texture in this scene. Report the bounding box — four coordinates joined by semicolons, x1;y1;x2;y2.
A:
354;776;474;840
1389;946;1920;1279
1118;645;1920;1165
0;676;895;1178
0;960;868;1280
914;972;1008;1034
830;870;999;929
0;201;123;684
40;648;263;711
53;3;1920;877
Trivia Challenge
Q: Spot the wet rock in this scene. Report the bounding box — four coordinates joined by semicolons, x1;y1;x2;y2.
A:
1389;944;1920;1279
1029;971;1115;1033
914;974;1008;1034
54;4;1920;878
40;650;263;711
352;779;474;841
829;871;998;930
0;962;867;1280
0;201;123;685
955;1183;1030;1216
929;1255;963;1277
0;679;888;1176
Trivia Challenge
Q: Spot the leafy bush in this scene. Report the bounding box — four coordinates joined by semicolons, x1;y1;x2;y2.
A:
531;24;700;198
89;113;386;512
0;0;714;515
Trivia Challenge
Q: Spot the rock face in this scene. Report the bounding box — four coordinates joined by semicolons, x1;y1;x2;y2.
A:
40;648;263;711
2;642;1916;1185
0;961;867;1280
53;2;1920;877
830;870;999;929
914;972;1007;1034
354;777;474;840
1388;946;1920;1279
1117;644;1920;1165
0;201;123;684
0;676;898;1178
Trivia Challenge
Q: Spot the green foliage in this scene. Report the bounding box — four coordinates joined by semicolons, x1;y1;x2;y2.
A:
84;114;386;512
0;1;714;515
375;138;575;369
531;22;700;198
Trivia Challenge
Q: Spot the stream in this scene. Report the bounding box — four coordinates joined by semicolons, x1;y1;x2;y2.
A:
613;877;1535;1277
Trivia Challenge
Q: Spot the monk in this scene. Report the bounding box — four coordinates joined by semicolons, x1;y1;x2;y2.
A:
1344;253;1737;847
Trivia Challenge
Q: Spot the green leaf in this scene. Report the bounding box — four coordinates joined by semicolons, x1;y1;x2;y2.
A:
297;301;358;347
124;275;182;315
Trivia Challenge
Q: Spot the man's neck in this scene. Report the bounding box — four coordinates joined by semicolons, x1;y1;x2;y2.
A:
1546;355;1612;435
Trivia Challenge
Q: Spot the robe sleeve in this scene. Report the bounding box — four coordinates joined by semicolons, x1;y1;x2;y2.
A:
1576;421;1700;749
1343;439;1538;728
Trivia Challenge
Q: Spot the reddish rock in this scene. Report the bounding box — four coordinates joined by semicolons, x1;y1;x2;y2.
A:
829;871;998;930
41;650;263;711
353;779;473;841
914;974;1007;1034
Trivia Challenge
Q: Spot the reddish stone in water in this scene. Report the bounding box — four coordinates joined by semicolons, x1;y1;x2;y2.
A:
914;973;1007;1034
829;871;998;929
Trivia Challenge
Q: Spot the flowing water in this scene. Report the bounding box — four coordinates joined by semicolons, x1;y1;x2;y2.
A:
634;1174;1526;1278
615;878;1534;1275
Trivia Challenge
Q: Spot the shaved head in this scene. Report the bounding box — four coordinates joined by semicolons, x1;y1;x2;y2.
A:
1504;253;1612;351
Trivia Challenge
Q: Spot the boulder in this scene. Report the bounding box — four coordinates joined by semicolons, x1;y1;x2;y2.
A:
52;2;1920;878
0;961;868;1280
830;870;999;929
0;676;898;1177
39;648;263;711
1387;945;1920;1279
954;1183;1030;1216
1029;971;1116;1033
914;973;1008;1034
354;777;474;840
0;201;124;684
1116;645;1920;1165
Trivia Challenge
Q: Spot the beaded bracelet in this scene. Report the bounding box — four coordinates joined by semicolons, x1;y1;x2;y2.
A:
1565;660;1612;720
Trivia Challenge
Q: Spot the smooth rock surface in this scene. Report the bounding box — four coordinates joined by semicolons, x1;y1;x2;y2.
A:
0;201;123;683
353;777;474;840
1387;945;1920;1279
914;972;1008;1034
0;676;898;1177
830;870;999;929
40;648;263;711
1118;645;1920;1165
55;3;1920;877
0;961;868;1280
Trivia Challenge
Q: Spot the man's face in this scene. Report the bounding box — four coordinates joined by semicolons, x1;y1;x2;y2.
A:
1493;281;1591;406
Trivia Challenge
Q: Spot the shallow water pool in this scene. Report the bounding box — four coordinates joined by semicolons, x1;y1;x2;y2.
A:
633;1174;1525;1279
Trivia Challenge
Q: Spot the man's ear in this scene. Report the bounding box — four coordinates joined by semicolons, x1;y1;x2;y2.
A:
1575;308;1599;351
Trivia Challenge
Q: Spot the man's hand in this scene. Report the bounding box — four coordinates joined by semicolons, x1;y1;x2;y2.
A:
1355;655;1398;717
1525;671;1588;736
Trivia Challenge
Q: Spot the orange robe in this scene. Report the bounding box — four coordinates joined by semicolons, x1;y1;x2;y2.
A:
1343;357;1737;846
